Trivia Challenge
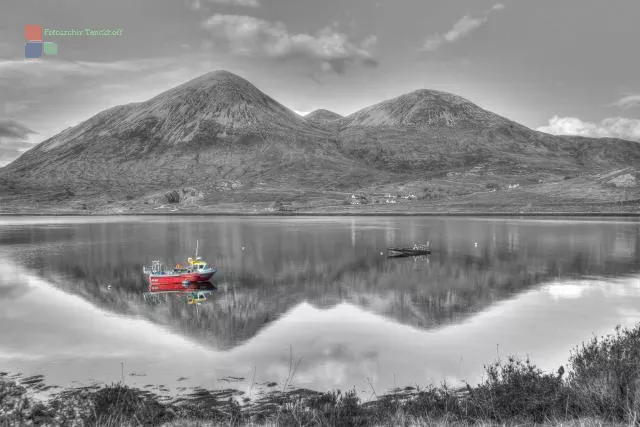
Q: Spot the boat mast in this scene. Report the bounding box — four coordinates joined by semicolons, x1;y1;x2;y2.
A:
195;240;199;259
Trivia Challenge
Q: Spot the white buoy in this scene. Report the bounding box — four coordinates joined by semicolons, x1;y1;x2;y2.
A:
380;252;383;255
241;246;245;251
474;242;478;247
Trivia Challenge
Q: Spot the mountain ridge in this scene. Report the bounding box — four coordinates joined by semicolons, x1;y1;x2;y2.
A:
1;70;639;214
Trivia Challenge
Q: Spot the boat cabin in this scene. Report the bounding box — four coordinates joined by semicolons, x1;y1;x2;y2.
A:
188;256;210;271
144;252;214;277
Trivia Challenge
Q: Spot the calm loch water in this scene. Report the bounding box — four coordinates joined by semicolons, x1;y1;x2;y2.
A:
1;216;639;398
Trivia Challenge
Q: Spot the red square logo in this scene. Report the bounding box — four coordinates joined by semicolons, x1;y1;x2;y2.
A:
25;24;42;41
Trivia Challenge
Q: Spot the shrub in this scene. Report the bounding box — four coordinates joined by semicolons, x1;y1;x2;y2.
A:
397;385;463;420
567;324;640;422
303;389;367;426
164;190;181;204
419;187;449;200
468;357;567;423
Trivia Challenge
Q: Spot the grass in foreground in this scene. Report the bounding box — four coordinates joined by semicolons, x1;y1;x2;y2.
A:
3;324;640;426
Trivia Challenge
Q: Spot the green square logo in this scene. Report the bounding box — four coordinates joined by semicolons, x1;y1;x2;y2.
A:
43;41;57;55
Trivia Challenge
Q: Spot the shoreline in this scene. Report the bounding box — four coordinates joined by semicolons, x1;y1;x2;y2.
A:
0;212;640;218
1;211;640;217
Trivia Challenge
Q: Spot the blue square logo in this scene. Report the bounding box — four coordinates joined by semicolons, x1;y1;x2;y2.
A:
25;41;43;58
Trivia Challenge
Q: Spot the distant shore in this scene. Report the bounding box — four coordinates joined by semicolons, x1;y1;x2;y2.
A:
1;198;639;218
1;211;639;217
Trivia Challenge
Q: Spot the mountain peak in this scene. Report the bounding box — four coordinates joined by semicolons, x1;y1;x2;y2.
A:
342;88;507;128
202;69;241;78
305;109;343;123
110;70;309;141
405;88;473;104
153;69;261;101
178;69;251;88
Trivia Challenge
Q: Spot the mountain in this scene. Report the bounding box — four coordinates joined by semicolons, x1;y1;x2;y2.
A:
334;90;598;173
330;90;640;183
1;70;639;213
305;109;343;123
5;70;317;169
0;70;380;207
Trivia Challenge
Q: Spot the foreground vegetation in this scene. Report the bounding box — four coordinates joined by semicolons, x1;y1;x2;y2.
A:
3;324;640;426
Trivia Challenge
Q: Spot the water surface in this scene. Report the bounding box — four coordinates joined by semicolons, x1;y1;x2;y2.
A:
1;216;639;398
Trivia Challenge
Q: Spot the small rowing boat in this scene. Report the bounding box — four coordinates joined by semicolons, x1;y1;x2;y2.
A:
387;243;431;257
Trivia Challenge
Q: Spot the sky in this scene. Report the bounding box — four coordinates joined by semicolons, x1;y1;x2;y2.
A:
1;0;640;165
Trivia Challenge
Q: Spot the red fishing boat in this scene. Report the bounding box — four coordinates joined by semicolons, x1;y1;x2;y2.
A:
142;241;217;292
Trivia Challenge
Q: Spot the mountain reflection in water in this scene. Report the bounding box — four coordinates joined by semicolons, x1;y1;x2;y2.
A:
0;216;638;397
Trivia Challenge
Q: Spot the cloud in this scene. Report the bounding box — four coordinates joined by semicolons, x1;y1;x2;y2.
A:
0;119;36;167
0;119;34;140
611;95;640;109
4;101;37;116
0;58;175;89
201;14;378;74
186;0;259;10
0;139;36;167
537;116;640;142
423;35;445;51
208;0;259;7
423;3;505;51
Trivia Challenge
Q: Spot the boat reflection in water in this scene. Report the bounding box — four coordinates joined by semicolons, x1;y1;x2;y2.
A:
142;282;216;305
186;291;212;305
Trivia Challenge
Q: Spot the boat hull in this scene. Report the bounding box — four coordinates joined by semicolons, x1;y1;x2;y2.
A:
147;269;216;292
148;278;215;292
387;248;431;257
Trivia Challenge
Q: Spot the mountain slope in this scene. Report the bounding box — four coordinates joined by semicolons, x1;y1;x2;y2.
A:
0;71;385;201
334;89;640;175
1;71;639;213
